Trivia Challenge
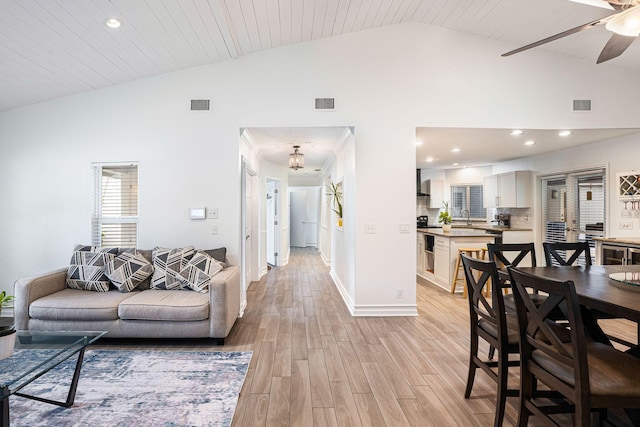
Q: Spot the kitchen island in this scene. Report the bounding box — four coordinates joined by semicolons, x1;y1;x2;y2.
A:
417;228;496;292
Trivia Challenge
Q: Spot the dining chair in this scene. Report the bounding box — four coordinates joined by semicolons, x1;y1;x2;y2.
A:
461;254;519;427
543;241;592;267
486;242;537;359
507;266;640;426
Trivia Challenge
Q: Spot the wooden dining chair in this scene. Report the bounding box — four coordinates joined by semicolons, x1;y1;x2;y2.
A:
508;266;640;426
461;254;519;427
543;241;592;267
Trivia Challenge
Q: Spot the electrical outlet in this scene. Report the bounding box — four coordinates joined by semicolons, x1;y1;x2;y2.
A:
395;288;404;299
399;223;410;234
619;221;633;230
208;208;218;219
365;224;376;234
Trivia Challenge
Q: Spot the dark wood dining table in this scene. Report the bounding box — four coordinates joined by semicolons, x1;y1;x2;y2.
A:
513;265;640;324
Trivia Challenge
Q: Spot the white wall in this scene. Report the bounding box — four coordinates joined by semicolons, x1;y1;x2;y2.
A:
3;22;640;315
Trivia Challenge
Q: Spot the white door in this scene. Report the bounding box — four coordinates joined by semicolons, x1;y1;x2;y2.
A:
244;169;252;285
266;180;280;266
290;190;307;247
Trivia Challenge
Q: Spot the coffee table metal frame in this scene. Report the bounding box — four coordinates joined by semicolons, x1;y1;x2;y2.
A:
0;330;106;427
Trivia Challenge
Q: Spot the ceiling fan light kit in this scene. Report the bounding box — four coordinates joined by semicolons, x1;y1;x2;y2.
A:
503;1;640;64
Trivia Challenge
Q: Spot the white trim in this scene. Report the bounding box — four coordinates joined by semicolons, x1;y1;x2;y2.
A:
351;304;418;317
330;269;354;314
238;300;247;318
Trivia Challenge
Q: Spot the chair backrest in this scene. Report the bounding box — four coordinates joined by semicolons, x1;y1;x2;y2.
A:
461;254;508;340
507;267;589;397
487;242;537;269
543;241;592;267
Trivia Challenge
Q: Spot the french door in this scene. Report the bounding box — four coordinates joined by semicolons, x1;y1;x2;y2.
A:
541;169;606;265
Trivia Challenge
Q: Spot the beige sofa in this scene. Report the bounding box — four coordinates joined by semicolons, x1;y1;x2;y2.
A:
13;249;241;344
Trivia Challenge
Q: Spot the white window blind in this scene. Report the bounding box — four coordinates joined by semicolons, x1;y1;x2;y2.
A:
451;185;485;219
92;163;138;247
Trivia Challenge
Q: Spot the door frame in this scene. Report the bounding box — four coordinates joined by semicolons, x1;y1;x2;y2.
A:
241;157;258;311
266;178;281;267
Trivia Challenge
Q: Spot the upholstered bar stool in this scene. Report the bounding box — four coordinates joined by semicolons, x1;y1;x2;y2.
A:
451;247;488;297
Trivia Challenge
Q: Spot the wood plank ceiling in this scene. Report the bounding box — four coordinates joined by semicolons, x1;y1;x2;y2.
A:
0;0;637;112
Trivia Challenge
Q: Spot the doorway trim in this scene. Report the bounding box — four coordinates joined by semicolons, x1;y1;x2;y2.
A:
240;156;258;316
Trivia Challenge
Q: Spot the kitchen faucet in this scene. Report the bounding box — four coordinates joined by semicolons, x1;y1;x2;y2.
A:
462;209;471;226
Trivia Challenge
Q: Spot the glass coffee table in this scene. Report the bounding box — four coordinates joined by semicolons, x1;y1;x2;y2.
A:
0;330;106;426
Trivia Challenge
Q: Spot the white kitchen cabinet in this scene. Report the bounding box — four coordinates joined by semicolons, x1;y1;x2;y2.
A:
433;237;450;284
483;171;532;208
417;234;425;273
426;179;444;208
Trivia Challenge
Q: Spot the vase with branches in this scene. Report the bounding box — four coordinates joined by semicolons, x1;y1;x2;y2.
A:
325;182;343;226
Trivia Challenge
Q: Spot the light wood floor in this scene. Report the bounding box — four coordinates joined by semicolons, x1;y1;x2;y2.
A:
95;247;638;426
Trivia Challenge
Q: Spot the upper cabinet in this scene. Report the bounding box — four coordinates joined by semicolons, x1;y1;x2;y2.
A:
425;179;444;208
484;171;532;208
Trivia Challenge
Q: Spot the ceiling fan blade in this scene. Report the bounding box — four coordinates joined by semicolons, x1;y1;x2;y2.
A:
596;33;636;62
502;18;605;57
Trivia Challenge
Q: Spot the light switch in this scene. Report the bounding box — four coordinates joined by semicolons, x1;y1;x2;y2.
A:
399;223;410;234
365;224;376;234
211;225;218;235
208;208;218;219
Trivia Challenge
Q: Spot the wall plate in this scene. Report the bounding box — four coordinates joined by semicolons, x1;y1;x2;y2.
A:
190;207;206;220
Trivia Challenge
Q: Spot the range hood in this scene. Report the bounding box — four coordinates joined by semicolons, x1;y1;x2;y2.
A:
416;169;429;197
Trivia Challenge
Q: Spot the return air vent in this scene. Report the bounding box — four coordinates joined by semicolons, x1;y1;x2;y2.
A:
573;99;591;112
315;98;335;110
191;99;210;111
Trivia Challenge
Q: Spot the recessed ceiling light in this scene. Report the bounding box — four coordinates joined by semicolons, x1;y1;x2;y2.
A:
415;139;424;146
510;130;524;136
558;130;572;137
105;18;122;29
452;162;459;166
451;147;461;153
524;140;535;146
426;156;434;162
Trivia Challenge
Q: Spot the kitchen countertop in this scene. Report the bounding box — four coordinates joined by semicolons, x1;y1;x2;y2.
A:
418;228;498;238
451;224;533;232
593;237;640;246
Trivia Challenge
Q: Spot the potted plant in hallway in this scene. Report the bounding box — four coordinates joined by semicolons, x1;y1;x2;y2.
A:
325;181;343;227
439;201;453;232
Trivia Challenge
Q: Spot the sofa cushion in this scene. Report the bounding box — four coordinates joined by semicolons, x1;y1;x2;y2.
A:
118;289;210;321
30;289;137;321
105;251;154;292
150;246;195;290
177;251;223;293
66;246;118;292
203;247;228;268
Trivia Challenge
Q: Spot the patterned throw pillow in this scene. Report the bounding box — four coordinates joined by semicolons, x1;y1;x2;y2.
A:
177;251;224;293
66;246;119;292
105;251;154;292
150;246;195;290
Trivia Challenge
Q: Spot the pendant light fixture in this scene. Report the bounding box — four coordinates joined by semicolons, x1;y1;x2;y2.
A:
289;145;304;170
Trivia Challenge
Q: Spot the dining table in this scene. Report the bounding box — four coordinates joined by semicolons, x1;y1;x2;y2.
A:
513;264;640;347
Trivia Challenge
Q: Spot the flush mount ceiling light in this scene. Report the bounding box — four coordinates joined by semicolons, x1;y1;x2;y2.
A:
415;139;424;146
558;130;573;137
451;147;461;153
105;17;122;29
426;156;434;162
289;145;304;170
510;130;524;136
524;140;536;146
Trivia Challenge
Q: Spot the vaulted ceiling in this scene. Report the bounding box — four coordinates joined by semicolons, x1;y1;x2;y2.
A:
2;0;640;112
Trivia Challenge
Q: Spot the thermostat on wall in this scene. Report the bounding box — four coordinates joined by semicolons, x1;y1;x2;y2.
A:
190;208;206;220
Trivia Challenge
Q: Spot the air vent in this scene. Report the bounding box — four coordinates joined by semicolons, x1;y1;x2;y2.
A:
315;98;335;110
191;99;210;111
573;99;591;112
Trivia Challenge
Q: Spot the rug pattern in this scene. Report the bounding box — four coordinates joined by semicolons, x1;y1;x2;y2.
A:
9;349;251;427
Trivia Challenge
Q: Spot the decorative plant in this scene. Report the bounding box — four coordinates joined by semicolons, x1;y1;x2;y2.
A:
438;201;453;225
0;291;14;307
325;182;343;218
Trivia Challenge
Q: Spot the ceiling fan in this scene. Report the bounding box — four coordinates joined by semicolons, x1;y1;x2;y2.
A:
503;0;640;63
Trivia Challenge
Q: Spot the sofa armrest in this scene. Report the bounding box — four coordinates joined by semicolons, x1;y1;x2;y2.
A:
14;268;67;330
208;265;241;338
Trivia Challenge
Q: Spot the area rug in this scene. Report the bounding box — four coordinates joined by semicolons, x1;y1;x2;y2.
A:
9;350;252;427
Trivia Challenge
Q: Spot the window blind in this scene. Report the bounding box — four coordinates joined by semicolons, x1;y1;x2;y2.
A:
92;163;138;247
451;185;485;219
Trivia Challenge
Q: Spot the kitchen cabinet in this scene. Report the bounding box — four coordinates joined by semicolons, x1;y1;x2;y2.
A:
425;179;444;208
417;234;425;273
433;237;450;284
483;171;532;208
